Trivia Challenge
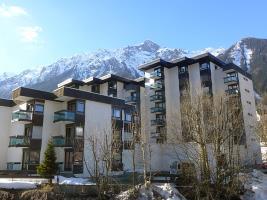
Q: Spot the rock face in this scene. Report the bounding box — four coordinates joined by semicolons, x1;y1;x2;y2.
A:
0;37;266;98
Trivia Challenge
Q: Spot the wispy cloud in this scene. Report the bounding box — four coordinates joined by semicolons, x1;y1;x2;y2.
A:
0;4;27;17
18;26;43;43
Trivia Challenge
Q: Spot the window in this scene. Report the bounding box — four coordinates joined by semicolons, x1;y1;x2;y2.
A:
34;104;44;113
227;72;237;77
155;102;165;108
76;101;85;113
112;108;121;119
153;67;162;77
200;63;210;70
108;81;117;89
179;66;188;74
76;126;84;137
125;113;132;122
91;84;100;93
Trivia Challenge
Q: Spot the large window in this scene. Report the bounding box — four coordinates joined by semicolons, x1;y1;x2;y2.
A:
200;63;210;71
112;108;121;119
125;113;132;122
76;101;85;113
34;104;44;113
67;100;85;113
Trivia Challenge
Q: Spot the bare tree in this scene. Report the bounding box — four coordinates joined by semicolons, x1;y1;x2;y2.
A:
168;92;245;199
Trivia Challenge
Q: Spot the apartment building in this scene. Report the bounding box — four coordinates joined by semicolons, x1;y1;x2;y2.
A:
0;52;261;176
0;75;143;176
139;53;261;170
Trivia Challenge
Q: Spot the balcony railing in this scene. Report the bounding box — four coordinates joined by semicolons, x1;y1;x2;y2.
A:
12;110;32;122
150;82;164;90
54;110;75;123
52;136;73;147
150;71;163;79
7;162;22;171
9;136;30;147
224;76;238;83
151;119;165;126
150;94;164;102
225;88;239;95
125;96;137;103
151;107;165;113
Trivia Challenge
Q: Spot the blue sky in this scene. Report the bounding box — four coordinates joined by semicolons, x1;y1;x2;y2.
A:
0;0;266;74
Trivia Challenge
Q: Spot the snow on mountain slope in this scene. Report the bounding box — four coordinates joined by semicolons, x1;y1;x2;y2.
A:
7;38;266;99
0;40;206;98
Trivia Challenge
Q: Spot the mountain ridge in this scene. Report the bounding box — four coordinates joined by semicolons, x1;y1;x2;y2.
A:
0;37;266;98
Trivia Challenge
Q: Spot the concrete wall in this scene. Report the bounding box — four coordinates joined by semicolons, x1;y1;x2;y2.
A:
83;100;112;177
41;100;64;162
164;66;182;142
238;73;262;164
0;106;11;169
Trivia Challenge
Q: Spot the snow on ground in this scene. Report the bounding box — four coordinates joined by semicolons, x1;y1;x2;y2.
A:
152;183;187;200
241;170;267;200
0;179;37;189
0;176;95;189
55;175;95;185
117;183;187;200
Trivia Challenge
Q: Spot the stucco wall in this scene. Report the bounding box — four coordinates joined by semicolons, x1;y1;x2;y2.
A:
0;106;11;169
83;100;112;177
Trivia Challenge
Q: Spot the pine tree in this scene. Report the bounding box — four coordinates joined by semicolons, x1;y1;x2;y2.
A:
37;140;57;184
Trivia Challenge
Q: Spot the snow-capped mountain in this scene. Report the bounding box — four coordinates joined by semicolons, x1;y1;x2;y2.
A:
218;37;267;93
0;40;223;98
0;37;266;99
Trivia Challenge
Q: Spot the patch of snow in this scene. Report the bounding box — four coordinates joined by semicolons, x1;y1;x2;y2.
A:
116;183;186;200
55;176;95;185
191;47;225;57
241;170;267;200
0;179;37;189
153;183;187;200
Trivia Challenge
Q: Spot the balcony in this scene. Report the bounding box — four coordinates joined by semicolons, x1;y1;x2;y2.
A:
225;88;239;95
9;136;30;147
125;96;137;104
151;119;165;126
150;94;164;102
54;110;75;123
150;71;163;79
52;136;73;147
12;110;32;123
150;82;164;90
224;76;238;84
151;107;165;114
7;162;22;171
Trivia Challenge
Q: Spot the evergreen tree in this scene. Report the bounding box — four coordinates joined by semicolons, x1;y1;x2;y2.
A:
37;140;57;184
